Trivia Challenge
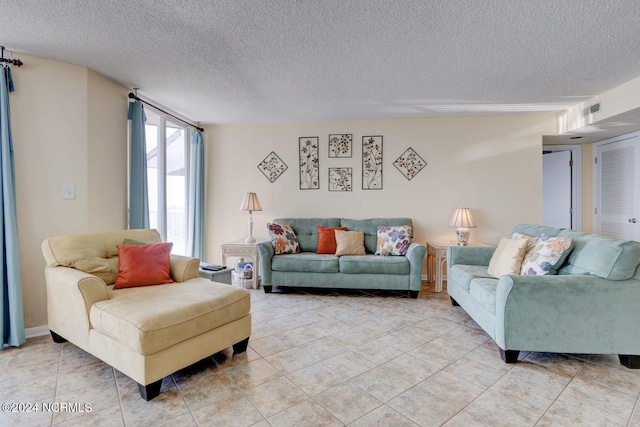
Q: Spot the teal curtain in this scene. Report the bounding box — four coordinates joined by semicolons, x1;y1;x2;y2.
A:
188;130;205;259
127;100;150;229
0;65;25;347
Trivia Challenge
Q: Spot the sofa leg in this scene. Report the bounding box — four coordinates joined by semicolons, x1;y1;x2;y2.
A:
233;337;250;354
619;355;640;369
50;330;67;343
500;349;520;364
450;297;459;306
263;285;272;293
138;379;163;401
409;291;419;299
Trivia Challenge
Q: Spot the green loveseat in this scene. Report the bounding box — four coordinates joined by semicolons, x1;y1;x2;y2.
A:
447;224;640;368
257;218;427;298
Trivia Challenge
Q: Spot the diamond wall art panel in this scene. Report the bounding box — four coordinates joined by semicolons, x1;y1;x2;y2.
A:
257;151;287;183
393;147;427;180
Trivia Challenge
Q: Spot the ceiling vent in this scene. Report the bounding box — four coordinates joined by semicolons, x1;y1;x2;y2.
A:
583;103;601;116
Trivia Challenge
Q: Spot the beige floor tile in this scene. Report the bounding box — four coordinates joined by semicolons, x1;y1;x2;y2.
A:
244;376;308;418
444;356;507;388
524;352;587;375
266;399;342;427
0;399;54;427
417;370;485;409
387;386;459;426
448;324;491;346
383;353;440;385
52;404;125;427
264;346;320;374
542;393;628;427
56;361;115;395
286;362;345;396
53;380;120;424
174;369;243;411
297;335;347;361
120;382;189;427
489;371;560;413
249;334;294;357
315;382;382;424
506;361;573;395
322;350;378;380
191;394;265;427
351;365;414;402
463;391;541;426
224;358;282;390
562;376;637;418
441;410;495;427
353;336;405;365
349;404;419;427
577;361;640;396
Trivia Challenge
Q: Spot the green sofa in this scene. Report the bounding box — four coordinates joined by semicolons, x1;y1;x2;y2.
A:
257;218;427;298
447;224;640;368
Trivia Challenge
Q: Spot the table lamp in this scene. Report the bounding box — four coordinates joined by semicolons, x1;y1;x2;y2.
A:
449;207;476;246
240;192;262;243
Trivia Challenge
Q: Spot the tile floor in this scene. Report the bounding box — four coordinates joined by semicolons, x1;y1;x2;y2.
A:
2;282;640;426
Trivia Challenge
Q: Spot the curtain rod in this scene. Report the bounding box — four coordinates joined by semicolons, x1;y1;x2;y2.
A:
0;46;23;67
128;92;204;132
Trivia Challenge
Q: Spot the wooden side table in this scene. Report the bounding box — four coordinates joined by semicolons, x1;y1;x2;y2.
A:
221;239;266;289
426;241;488;293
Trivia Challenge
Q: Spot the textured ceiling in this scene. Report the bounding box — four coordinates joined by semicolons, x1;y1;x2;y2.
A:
2;0;640;126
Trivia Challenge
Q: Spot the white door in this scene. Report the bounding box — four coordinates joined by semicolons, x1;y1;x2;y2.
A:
543;151;572;229
595;133;640;241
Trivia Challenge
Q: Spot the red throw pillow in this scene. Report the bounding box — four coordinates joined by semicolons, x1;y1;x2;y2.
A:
316;226;348;254
114;242;174;289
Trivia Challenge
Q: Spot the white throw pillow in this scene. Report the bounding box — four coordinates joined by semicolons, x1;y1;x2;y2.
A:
487;237;529;278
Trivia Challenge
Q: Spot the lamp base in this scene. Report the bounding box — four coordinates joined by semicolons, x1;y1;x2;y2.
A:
456;228;470;246
244;236;256;244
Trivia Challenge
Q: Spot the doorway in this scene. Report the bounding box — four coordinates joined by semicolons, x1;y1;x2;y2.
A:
542;145;582;231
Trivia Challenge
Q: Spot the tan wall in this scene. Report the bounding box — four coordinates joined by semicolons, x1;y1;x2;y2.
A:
204;114;557;267
10;54;128;330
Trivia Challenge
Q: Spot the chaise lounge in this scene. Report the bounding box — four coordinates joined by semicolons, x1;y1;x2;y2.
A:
41;229;252;400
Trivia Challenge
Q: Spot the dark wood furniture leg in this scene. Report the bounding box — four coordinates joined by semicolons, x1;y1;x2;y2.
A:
450;297;459;306
500;349;520;363
263;285;272;293
409;290;419;299
50;330;67;343
138;379;163;401
619;355;640;369
233;337;250;353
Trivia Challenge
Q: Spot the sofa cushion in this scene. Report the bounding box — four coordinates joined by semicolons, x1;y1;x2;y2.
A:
339;254;409;275
91;280;250;355
335;230;366;256
509;224;564;238
272;252;339;273
340;218;413;254
448;265;494;291
375;225;412;256
469;278;499;314
558;233;640;280
114;242;174;289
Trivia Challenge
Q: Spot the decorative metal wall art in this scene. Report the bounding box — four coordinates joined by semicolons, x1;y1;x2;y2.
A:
328;134;352;158
328;167;352;191
299;137;319;189
393;147;426;180
257;151;288;183
362;136;383;190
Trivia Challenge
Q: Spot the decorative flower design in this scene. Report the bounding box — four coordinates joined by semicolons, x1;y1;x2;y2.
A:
329;134;352;158
393;147;426;181
363;136;383;190
257;152;287;183
299;137;319;189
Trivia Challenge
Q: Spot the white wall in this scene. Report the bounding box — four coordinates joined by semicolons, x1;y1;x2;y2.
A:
10;54;128;329
205;114;557;267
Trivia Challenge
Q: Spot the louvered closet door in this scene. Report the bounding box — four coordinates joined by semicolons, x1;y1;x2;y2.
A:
595;133;640;241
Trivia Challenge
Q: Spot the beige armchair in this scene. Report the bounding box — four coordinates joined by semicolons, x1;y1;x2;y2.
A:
41;229;251;400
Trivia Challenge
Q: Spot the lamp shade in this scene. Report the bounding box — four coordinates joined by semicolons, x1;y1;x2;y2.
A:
240;192;262;212
449;207;477;228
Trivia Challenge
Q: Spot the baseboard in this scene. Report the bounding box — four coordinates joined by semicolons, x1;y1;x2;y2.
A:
26;325;49;339
421;274;429;281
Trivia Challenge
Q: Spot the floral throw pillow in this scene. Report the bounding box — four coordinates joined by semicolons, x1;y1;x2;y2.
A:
375;225;412;256
267;223;302;255
520;234;572;276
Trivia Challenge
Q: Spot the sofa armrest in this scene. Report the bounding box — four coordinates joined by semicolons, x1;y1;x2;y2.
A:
257;242;274;285
447;246;496;267
45;266;109;352
406;242;427;291
495;274;640;354
170;254;200;282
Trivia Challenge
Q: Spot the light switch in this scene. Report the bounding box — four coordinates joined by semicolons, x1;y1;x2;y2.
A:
63;185;75;200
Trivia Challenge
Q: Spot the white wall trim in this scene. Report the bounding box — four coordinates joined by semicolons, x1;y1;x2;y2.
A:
25;325;49;339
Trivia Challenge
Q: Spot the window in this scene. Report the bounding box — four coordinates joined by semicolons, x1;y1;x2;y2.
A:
144;109;190;255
